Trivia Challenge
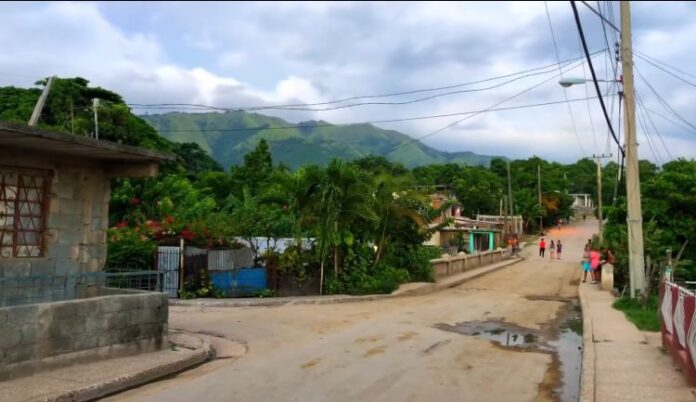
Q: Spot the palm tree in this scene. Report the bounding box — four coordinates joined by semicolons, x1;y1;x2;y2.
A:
372;174;428;265
314;160;376;294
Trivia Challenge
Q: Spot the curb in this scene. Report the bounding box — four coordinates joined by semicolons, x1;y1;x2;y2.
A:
50;335;213;402
170;258;523;308
578;285;596;402
394;258;523;297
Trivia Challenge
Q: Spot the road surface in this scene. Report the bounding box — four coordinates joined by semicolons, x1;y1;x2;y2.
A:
107;221;593;402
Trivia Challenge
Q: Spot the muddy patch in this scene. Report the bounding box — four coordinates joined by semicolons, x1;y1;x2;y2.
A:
300;358;321;369
354;336;381;344
434;321;545;351
364;346;386;357
434;301;582;402
397;331;418;342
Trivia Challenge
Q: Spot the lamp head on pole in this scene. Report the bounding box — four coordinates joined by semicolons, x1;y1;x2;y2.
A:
558;77;590;88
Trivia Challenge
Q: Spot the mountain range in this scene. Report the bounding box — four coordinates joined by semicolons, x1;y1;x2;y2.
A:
141;111;499;169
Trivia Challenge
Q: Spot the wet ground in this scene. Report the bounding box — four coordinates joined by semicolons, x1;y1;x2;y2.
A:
434;301;583;402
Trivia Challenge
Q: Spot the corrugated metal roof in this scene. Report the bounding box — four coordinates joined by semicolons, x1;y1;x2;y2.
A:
0;122;175;162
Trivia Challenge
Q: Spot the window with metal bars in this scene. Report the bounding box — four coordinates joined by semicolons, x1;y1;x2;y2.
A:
0;168;49;258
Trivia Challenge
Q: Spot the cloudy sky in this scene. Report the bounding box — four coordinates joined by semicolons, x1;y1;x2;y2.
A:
2;1;695;163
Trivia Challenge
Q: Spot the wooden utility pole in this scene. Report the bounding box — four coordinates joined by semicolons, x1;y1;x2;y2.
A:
591;153;612;243
538;164;543;234
621;0;646;297
28;76;55;126
92;98;100;139
507;161;514;234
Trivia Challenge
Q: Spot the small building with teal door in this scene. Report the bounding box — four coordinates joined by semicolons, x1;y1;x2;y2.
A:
468;230;495;253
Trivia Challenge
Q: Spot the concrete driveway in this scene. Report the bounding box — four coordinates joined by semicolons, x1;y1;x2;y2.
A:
107;221;593;402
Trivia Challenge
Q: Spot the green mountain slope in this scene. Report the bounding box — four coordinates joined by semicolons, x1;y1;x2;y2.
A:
141;111;499;169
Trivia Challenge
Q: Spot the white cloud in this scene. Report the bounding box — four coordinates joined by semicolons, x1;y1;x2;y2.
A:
0;1;694;163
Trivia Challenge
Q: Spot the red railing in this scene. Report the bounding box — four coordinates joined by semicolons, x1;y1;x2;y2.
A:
659;281;696;385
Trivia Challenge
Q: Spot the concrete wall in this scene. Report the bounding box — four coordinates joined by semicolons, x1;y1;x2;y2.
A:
0;291;168;380
0;151;111;305
431;249;508;280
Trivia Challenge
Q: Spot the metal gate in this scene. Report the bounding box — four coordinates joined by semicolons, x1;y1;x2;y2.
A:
184;247;208;289
157;246;180;298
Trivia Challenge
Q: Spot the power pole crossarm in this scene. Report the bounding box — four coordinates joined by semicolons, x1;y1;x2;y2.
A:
621;0;646;297
28;76;55;127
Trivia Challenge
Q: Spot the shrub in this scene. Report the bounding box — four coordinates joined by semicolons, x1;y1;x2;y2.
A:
383;245;439;282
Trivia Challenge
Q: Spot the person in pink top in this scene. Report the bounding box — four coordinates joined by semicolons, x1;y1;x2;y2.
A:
589;247;601;284
539;238;546;258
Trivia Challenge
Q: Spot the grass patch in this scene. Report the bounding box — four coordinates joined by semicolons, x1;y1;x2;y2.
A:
612;295;660;332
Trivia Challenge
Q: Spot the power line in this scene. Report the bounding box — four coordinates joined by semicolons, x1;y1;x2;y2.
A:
579;0;620;32
634;49;696;81
153;95;609;134
544;1;587;156
645;106;696;136
634;53;696;88
133;62;578;113
570;0;624;157
635;91;674;160
634;65;696;134
381;56;594;156
128;52;604;113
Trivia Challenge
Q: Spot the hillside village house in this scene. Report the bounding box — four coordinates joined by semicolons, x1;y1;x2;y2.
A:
424;192;522;254
0;122;173;379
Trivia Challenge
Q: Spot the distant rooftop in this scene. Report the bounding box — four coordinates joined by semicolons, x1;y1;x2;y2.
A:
0;122;175;163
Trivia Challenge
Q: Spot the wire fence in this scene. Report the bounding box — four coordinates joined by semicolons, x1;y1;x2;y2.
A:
0;270;164;307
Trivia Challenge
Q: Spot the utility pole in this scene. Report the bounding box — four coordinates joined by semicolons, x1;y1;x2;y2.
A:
92;98;100;139
538;164;543;234
507;161;514;234
28;76;55;126
70;99;75;135
590;153;612;243
621;0;646;297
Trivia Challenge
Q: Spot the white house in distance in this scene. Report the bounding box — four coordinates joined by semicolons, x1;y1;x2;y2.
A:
570;193;595;218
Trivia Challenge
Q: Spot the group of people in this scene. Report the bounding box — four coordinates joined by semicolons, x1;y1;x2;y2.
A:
582;239;614;284
538;238;562;259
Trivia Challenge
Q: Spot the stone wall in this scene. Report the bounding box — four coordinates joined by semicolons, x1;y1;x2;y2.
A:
430;249;508;280
0;151;110;305
0;291;168;380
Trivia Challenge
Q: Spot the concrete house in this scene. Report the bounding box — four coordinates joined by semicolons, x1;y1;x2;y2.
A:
0;122;174;379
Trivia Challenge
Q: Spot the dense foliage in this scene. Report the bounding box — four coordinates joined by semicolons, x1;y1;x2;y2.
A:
2;77;693;297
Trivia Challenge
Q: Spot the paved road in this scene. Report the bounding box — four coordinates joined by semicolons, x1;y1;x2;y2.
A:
108;221;594;402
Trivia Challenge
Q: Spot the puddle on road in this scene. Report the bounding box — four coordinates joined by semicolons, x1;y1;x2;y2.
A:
434;301;583;402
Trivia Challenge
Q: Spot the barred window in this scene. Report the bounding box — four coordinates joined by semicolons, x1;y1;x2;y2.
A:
0;168;49;258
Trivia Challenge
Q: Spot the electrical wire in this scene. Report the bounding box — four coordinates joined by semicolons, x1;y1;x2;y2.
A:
380;56;595;156
634;65;696;134
579;0;620;32
635;91;674;160
128;52;604;113
153;95;609;133
544;1;587;156
634;53;696;88
570;0;624;157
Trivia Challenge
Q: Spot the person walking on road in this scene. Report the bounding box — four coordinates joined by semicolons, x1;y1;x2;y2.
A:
539;238;546;259
549;240;556;259
590;247;601;284
582;244;591;282
556;240;562;259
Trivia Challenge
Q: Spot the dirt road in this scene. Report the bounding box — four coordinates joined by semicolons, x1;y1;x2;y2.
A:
107;221;594;402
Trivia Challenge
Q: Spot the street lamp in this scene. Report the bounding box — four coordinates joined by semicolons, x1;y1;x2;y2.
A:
558;77;619;88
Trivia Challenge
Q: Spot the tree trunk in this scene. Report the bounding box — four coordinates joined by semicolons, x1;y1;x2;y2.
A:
333;221;339;277
334;246;338;277
374;213;389;266
319;260;324;295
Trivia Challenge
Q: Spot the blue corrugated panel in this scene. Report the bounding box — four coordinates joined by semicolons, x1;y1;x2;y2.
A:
211;268;266;297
